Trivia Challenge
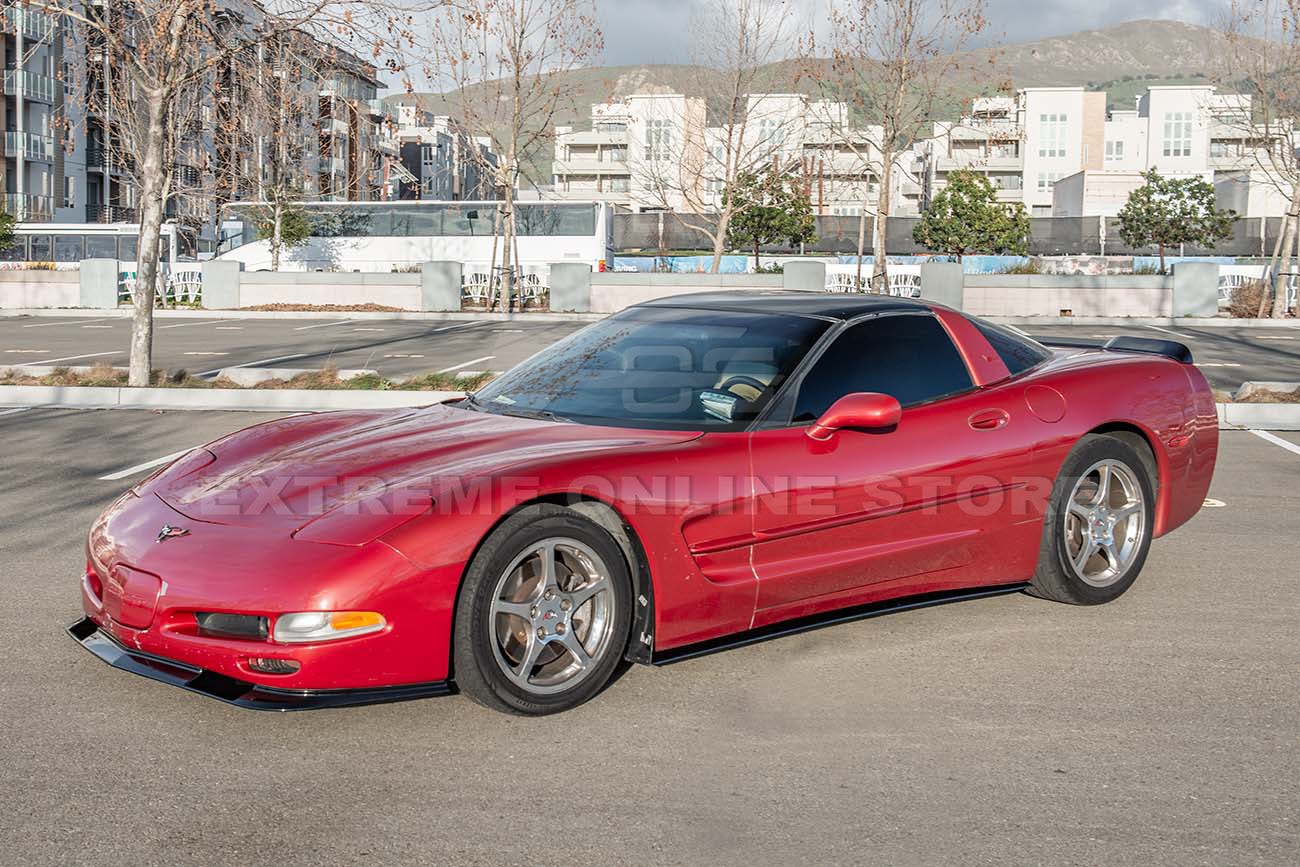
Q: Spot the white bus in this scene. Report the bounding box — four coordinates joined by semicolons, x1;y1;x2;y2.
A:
216;200;616;274
1;222;184;270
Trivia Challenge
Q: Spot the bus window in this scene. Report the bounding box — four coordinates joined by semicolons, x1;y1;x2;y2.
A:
85;235;118;259
443;205;496;236
118;235;138;261
407;206;441;236
28;235;52;262
0;236;26;261
55;235;85;262
516;203;597;236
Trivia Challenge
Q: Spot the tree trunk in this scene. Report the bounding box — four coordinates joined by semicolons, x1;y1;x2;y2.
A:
498;179;515;313
1260;205;1289;318
854;204;867;291
128;92;169;387
1157;243;1166;276
1272;183;1300;318
711;208;733;275
871;151;893;294
754;239;760;270
271;200;283;272
1268;213;1296;319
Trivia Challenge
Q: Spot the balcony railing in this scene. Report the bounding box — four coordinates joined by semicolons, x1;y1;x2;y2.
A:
86;204;138;223
4;130;55;162
2;70;57;104
2;7;55;41
2;193;54;221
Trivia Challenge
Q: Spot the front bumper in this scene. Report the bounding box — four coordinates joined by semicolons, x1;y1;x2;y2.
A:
68;617;451;711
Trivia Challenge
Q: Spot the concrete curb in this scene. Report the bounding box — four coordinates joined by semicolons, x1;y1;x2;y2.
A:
1216;402;1300;431
0;385;461;412
0;308;605;323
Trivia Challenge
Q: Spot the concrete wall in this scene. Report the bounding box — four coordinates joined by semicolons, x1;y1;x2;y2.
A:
589;272;786;314
962;274;1173;317
0;270;81;308
234;271;423;309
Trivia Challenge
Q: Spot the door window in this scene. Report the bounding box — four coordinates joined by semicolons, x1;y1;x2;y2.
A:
792;314;973;422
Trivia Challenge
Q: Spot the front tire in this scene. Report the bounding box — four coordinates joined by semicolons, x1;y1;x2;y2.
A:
1029;434;1156;605
452;504;632;715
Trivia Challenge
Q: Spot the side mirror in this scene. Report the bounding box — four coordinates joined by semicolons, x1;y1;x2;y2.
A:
807;392;901;440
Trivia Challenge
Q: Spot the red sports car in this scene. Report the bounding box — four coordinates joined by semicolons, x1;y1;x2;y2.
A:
71;292;1219;715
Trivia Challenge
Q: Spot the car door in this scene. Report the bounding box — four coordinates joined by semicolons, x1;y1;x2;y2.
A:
747;310;1039;617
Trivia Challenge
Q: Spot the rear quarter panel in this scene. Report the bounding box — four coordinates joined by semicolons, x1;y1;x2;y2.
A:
1022;350;1217;538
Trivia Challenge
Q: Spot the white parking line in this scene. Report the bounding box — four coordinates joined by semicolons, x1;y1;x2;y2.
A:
21;318;111;328
98;448;195;481
22;351;121;365
0;407;32;417
81;325;114;329
433;322;483;333
1144;325;1187;338
1254;335;1298;341
1197;362;1242;368
159;318;239;330
197;353;307;377
4;349;51;354
294;320;354;331
214;326;244;331
439;355;495;373
183;351;229;356
353;327;386;332
1249;429;1300;456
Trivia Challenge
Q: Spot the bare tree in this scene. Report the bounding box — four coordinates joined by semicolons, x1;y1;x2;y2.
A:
812;0;988;292
1222;1;1300;317
41;0;424;386
637;0;803;273
426;0;602;311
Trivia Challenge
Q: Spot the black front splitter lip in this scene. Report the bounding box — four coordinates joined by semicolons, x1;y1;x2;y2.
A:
67;617;452;711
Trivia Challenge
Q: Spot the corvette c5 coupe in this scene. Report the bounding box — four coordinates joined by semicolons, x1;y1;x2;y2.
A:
71;291;1219;715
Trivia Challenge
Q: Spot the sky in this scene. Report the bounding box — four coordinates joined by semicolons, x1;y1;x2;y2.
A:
596;0;1222;67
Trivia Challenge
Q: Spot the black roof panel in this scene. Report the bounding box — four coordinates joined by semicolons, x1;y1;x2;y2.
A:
633;290;931;319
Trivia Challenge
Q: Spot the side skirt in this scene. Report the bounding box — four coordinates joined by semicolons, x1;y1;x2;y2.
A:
651;583;1030;666
67;617;452;711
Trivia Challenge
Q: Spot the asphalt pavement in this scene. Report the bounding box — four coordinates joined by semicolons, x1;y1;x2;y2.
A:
0;315;587;377
0;407;1297;865
0;314;1297;390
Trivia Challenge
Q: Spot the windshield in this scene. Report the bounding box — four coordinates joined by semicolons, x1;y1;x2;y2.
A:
469;306;830;430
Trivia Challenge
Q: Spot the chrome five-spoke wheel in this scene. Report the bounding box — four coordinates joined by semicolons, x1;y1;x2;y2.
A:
488;537;616;695
1063;458;1147;588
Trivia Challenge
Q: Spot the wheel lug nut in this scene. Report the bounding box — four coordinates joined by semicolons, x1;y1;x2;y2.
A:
555;623;567;635
544;590;555;601
536;627;547;640
560;599;572;611
530;606;538;618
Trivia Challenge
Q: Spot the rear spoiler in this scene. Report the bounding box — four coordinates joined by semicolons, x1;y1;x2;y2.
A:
1033;335;1194;364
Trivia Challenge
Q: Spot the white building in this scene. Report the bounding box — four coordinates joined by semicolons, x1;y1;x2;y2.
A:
395;105;499;202
922;85;1296;219
551;92;919;217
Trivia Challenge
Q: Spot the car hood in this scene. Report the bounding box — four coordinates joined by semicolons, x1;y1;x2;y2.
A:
148;404;702;533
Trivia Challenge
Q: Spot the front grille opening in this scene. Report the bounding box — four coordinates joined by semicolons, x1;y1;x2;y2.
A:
247;657;301;675
195;612;269;641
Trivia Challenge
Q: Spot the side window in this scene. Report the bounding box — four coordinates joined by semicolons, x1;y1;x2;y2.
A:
793;314;974;422
968;318;1051;376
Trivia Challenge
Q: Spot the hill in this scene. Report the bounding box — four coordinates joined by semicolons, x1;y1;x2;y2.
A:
388;18;1241;182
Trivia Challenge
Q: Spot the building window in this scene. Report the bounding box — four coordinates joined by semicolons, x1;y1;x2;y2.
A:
606;177;630;193
1038;113;1066;158
1210;139;1234;159
1105;140;1124;162
606;145;627;163
62;176;75;209
1036;172;1062;193
1163;112;1193;157
645;119;672;162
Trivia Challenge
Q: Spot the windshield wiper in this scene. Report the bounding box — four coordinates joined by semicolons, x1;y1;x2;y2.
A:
496;406;573;423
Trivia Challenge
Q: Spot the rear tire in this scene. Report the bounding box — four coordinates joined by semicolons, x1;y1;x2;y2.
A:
452;504;632;715
1028;434;1156;605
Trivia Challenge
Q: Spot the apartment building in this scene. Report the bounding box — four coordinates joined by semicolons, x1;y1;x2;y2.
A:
922;85;1296;218
395;105;500;202
1;1;403;254
550;92;918;216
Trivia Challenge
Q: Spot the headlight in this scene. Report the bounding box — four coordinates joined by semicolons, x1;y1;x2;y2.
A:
272;611;386;643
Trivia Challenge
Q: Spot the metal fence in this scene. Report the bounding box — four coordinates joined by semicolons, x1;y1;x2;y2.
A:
612;214;1272;258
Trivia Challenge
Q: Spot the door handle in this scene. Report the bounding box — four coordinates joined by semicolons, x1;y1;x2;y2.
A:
968;408;1010;431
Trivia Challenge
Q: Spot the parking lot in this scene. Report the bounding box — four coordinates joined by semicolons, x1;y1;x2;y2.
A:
1;313;1297;390
1;406;1297;865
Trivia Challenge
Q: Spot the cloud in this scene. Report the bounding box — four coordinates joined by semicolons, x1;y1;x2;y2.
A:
596;0;1223;65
